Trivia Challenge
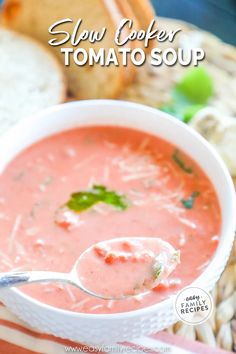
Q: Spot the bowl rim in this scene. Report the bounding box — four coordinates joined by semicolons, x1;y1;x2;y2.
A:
0;99;235;320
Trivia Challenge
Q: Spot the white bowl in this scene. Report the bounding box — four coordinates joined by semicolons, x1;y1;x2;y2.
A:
0;100;235;345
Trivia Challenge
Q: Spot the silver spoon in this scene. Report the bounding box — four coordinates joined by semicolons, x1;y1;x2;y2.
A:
0;237;180;300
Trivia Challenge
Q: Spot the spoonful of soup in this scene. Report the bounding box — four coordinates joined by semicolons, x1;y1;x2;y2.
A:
0;237;180;300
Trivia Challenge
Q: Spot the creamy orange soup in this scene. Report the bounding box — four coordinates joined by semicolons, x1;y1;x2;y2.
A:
0;126;221;314
78;237;180;298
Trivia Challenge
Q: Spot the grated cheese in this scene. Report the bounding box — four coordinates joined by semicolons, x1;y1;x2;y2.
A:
129;189;145;197
197;260;210;271
179;233;187;246
179;217;197;229
64;284;77;303
74;154;98;170
26;227;39;236
47;153;55;161
137;138;150;152
0;251;12;264
1;258;13;268
104;140;117;149
90;304;104;311
133;294;145;302
103;166;110;183
92;205;109;215
8;214;22;253
70;298;90;310
107;300;114;309
39;176;53;192
211;235;220;242
122;170;159;182
65;147;77;157
87;176;97;188
15;241;26;255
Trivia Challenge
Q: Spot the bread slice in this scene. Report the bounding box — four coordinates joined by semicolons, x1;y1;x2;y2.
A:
0;27;66;134
126;0;155;28
1;0;134;99
101;0;137;87
112;0;156;82
126;0;156;53
106;0;156;89
113;0;142;84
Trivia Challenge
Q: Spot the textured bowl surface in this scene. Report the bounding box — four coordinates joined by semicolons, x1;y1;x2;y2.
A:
0;100;235;344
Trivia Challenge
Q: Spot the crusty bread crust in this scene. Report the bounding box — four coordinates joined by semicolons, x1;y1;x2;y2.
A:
126;0;156;28
0;0;21;23
106;0;139;85
126;0;156;53
101;0;137;93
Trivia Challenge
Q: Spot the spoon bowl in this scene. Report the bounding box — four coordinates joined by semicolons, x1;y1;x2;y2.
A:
75;237;180;299
0;237;180;300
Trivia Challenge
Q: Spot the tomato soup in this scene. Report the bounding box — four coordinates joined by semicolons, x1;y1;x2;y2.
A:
0;126;221;314
78;238;180;298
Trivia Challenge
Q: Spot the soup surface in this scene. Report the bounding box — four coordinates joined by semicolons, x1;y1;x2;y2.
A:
0;126;221;314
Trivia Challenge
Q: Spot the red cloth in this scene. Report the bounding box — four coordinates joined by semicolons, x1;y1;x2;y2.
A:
0;304;231;354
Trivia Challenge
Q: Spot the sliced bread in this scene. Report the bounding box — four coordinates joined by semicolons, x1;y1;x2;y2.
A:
125;0;156;52
1;0;135;99
0;27;66;134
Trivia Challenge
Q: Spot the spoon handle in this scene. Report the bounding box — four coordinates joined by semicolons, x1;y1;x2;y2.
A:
0;271;70;288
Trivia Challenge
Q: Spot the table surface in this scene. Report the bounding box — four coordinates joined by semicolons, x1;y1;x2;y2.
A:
152;0;236;45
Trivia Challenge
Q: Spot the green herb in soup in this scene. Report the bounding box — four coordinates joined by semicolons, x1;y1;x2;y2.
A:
153;263;164;279
172;150;193;174
181;191;200;209
66;185;128;213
